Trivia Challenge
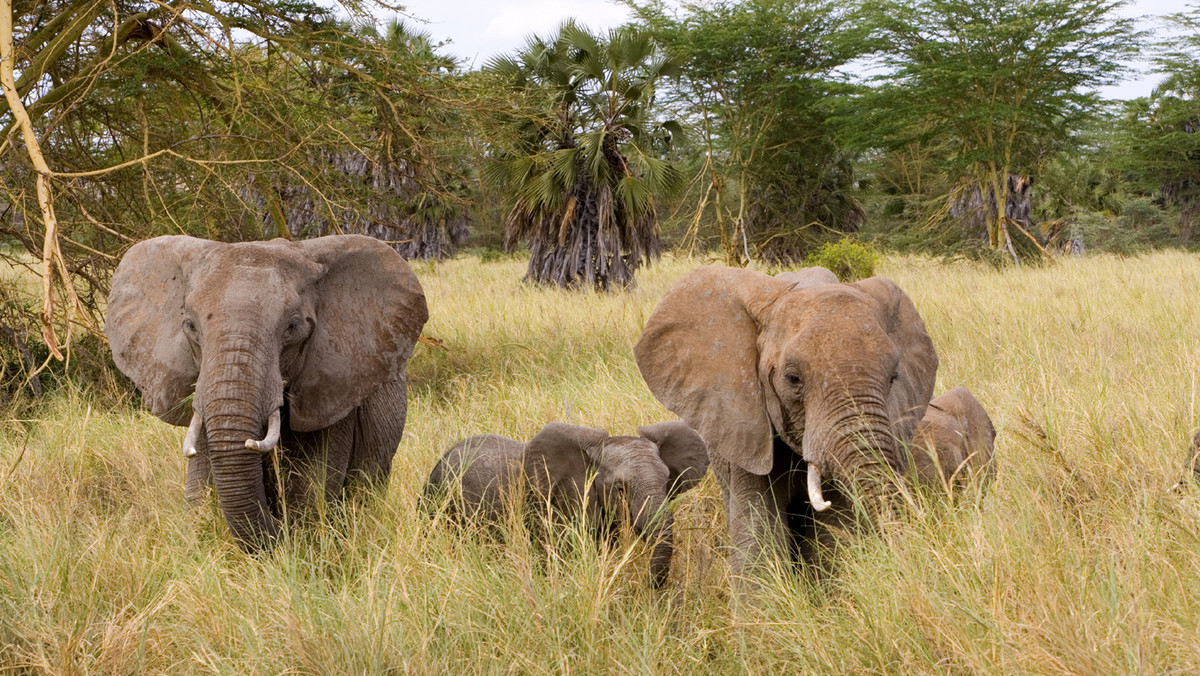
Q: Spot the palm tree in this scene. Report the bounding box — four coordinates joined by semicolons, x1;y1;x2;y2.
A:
486;22;684;290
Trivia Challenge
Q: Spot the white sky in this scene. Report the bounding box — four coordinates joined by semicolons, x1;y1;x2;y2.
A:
394;0;1191;100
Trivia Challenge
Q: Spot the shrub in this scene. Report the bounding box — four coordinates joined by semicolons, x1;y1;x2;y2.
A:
802;238;881;281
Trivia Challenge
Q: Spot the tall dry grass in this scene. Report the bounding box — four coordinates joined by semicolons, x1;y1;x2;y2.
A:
2;251;1200;672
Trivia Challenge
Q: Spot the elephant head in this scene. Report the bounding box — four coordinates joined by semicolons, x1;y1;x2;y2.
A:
106;234;428;548
909;386;996;491
635;265;937;520
520;421;709;587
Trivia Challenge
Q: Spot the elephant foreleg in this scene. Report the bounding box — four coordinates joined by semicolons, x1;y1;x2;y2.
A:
710;453;791;603
345;376;407;490
278;419;353;519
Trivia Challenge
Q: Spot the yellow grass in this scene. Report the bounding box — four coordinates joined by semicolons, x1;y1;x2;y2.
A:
4;251;1200;672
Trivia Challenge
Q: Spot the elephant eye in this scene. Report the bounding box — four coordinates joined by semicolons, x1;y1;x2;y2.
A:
182;318;197;335
889;372;900;385
283;315;310;343
784;373;801;386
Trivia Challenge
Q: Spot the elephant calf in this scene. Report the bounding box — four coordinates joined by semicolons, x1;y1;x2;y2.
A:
909;386;997;491
424;421;709;587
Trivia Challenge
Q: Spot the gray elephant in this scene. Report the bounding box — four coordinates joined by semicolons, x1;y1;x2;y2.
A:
424;421;709;587
909;386;996;491
106;234;428;549
635;265;938;589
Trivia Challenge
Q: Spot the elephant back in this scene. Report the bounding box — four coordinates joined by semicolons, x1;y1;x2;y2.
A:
425;434;526;520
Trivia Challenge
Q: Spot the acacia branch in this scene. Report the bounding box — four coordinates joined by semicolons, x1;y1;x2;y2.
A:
1;0;87;357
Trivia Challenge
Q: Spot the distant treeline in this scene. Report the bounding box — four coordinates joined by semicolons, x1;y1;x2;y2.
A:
0;0;1196;392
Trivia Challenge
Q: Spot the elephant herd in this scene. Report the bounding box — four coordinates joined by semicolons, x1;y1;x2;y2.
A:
105;234;998;595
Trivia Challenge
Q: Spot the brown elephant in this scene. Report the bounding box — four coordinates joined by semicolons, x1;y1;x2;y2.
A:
106;234;428;549
909;386;997;491
635;265;938;590
424;421;709;587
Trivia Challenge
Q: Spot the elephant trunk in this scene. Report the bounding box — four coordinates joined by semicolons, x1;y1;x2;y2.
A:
804;398;902;516
197;331;285;550
630;484;673;588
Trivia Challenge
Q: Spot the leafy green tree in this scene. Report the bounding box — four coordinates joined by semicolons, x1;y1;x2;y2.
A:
1118;4;1200;240
632;0;864;264
485;22;685;290
252;19;473;259
859;0;1141;258
0;0;470;364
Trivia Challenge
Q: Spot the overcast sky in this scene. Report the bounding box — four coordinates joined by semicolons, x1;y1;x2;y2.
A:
394;0;1190;100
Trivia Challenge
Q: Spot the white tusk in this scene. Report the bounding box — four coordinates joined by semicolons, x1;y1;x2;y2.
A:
183;411;202;458
807;462;832;512
245;409;281;453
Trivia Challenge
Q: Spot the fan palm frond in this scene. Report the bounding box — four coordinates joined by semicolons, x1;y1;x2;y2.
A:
485;23;683;289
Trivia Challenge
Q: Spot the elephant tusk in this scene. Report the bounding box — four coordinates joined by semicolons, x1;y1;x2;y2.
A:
808;462;832;512
245;409;281;453
183;411;202;458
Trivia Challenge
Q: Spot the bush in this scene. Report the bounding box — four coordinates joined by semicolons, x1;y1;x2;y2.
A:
801;238;881;281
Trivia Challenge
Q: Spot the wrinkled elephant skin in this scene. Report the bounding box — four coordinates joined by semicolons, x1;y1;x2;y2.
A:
106;234;428;549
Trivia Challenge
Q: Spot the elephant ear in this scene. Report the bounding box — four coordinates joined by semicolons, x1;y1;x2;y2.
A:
523;422;609;507
850;277;939;445
637;420;710;499
635;266;789;476
106;236;215;426
288;235;429;431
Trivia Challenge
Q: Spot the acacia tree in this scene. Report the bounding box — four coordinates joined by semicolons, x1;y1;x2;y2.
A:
1119;4;1200;240
486;22;684;290
632;0;864;264
248;20;473;259
0;0;466;367
860;0;1140;259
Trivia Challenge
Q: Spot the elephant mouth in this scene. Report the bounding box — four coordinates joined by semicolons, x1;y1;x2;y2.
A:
774;429;831;513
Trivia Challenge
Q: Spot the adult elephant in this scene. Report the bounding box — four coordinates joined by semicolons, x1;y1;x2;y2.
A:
635;265;937;590
106;234;428;550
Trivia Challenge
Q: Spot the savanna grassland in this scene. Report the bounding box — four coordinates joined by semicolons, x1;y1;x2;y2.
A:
3;251;1200;673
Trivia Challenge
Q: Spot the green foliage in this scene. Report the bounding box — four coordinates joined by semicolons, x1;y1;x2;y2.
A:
0;0;475;352
801;238;881;281
854;0;1142;252
632;0;865;264
1071;199;1177;255
1115;4;1200;240
485;22;685;289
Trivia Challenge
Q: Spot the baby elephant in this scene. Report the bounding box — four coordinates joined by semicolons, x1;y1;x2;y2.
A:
425;421;709;587
909;387;997;491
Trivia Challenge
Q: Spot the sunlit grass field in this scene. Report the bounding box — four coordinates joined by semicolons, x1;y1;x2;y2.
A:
4;251;1200;672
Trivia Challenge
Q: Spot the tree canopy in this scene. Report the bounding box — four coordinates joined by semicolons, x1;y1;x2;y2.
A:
854;0;1141;258
632;0;865;264
1;0;1197;375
